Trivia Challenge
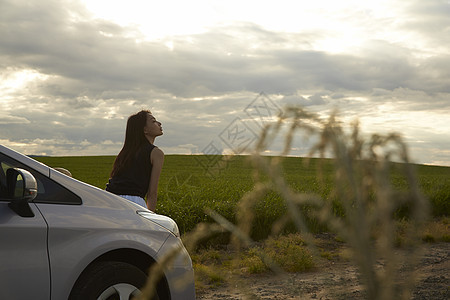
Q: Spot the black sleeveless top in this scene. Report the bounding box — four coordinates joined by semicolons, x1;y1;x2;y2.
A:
106;142;156;198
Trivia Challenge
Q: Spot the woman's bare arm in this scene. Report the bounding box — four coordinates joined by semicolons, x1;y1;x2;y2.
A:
146;147;164;211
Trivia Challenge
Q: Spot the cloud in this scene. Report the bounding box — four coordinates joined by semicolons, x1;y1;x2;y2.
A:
403;0;450;50
0;115;30;124
0;138;123;156
0;0;449;166
280;93;328;107
1;1;440;99
2;0;449;101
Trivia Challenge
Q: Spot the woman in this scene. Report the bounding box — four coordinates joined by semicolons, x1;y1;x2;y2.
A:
106;110;164;211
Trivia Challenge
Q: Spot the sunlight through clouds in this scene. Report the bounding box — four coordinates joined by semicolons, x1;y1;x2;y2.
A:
81;0;218;40
1;69;49;97
80;0;423;55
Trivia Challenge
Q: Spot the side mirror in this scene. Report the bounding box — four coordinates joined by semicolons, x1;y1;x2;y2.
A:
6;168;37;217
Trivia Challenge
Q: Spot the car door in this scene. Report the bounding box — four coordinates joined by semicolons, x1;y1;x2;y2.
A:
0;155;50;300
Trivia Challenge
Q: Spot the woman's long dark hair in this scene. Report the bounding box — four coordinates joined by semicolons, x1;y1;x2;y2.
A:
110;110;151;177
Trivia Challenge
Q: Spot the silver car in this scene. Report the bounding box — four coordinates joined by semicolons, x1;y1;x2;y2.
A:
0;144;195;300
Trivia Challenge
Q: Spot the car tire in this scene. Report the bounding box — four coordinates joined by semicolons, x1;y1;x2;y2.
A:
69;261;160;300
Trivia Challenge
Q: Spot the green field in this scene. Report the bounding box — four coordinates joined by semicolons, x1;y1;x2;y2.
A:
35;155;450;238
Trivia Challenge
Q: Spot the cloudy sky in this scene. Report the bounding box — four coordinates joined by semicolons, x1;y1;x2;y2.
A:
1;0;449;166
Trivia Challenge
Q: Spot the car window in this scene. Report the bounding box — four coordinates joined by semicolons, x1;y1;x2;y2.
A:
0;153;81;205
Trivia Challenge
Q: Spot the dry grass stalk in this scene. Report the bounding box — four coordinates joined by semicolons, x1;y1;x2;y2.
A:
246;105;429;300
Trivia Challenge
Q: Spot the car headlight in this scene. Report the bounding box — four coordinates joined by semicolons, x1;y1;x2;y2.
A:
137;211;180;237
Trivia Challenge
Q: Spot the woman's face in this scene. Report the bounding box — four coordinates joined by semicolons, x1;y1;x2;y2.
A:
144;113;163;137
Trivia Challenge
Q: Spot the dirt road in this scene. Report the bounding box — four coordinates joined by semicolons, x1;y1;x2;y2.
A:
197;242;449;299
